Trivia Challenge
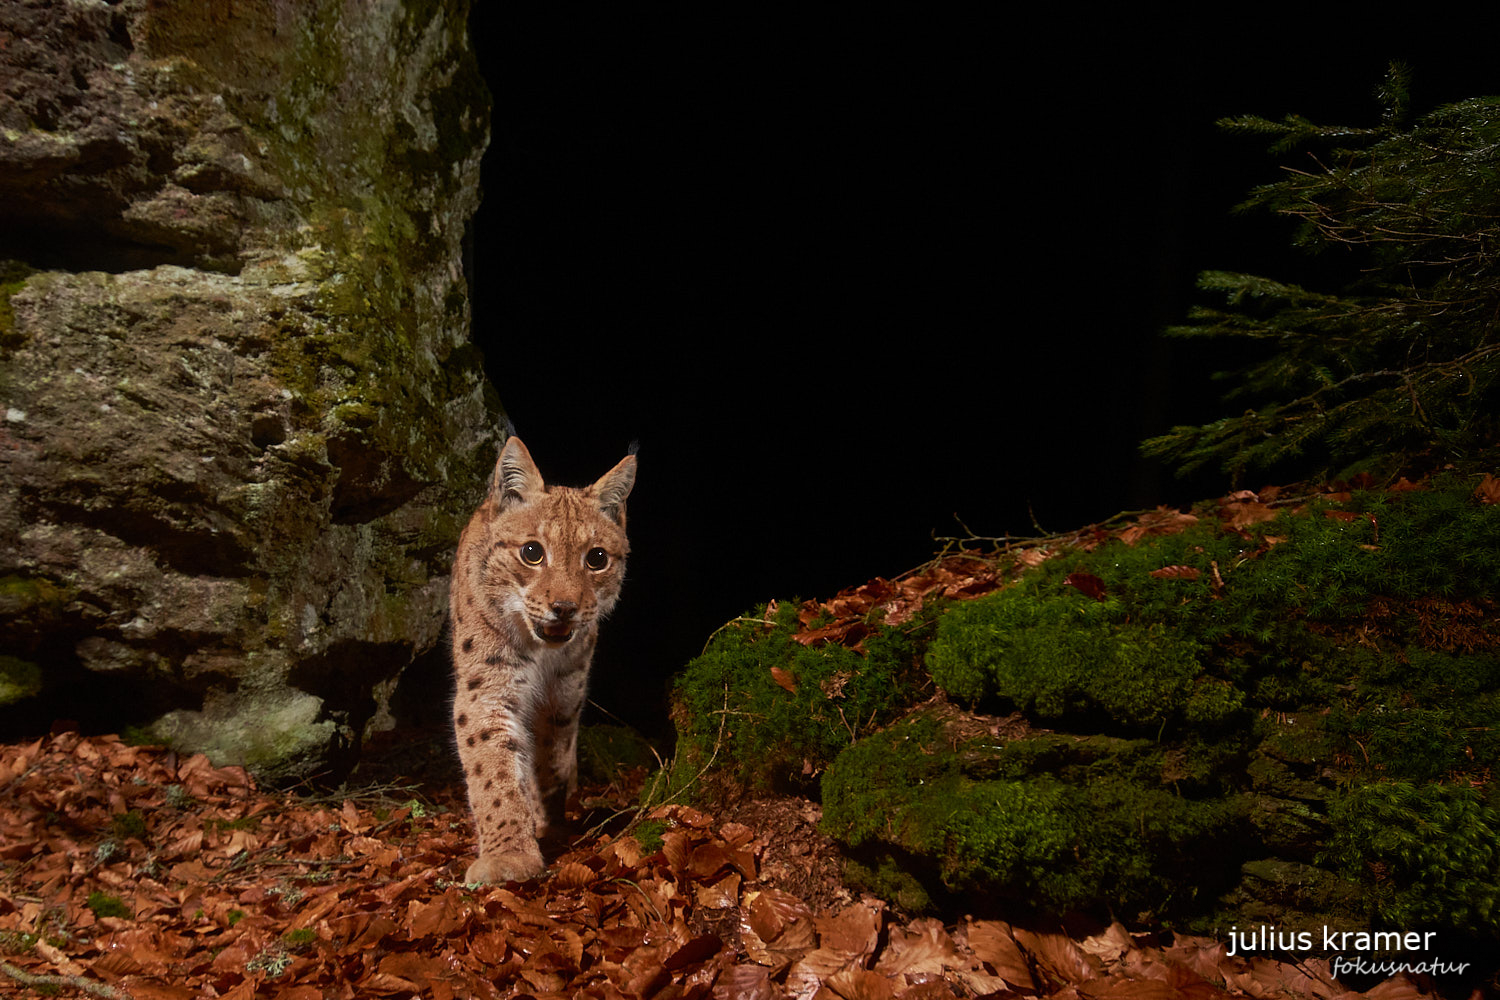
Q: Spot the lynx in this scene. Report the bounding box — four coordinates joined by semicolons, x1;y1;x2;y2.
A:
449;436;636;883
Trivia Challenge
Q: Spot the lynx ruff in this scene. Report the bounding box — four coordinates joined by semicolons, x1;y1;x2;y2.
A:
449;437;636;883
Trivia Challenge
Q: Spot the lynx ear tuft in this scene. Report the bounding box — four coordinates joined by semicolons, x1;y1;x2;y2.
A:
493;437;546;509
593;452;637;525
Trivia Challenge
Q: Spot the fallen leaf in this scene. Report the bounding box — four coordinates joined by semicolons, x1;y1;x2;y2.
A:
1012;927;1098;986
663;933;721;970
1149;565;1201;581
1064;572;1108;601
965;920;1034;989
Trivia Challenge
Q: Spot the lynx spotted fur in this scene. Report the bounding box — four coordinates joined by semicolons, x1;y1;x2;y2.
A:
449;436;636;883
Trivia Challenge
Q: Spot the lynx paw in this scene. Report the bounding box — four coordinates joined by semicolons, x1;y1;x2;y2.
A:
465;847;545;884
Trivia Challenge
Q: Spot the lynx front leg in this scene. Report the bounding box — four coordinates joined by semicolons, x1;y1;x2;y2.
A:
453;693;546;883
534;670;589;836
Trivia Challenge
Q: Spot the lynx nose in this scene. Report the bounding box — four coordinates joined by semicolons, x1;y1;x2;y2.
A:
551;600;578;620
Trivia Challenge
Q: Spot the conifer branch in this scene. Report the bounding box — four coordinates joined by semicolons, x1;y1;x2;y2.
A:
1146;64;1500;480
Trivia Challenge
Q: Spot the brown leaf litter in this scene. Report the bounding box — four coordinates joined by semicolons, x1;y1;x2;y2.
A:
0;733;1447;998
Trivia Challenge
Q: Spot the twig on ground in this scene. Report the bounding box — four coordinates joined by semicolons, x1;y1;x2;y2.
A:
2;960;134;999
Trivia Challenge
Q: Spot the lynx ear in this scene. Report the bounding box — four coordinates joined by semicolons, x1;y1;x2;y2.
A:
592;452;637;525
492;437;546;510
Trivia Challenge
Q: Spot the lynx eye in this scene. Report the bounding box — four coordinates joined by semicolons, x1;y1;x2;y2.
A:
519;541;545;566
585;547;609;571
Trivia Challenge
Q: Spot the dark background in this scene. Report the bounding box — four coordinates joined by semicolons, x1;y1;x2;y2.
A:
460;13;1495;737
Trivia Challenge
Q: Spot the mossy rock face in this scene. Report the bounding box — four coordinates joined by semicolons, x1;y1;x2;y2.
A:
668;600;933;797
1323;781;1500;933
1209;858;1366;938
668;475;1500;943
0;656;42;706
0;0;496;782
927;591;1208;727
821;712;1253;921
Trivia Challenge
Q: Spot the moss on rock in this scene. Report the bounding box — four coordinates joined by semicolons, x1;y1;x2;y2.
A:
822;713;1251;919
670;600;932;795
667;471;1500;940
0;656;42;706
1323;781;1500;933
927;590;1207;728
0;0;496;782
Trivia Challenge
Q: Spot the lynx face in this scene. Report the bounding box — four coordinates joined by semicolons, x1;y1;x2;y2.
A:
472;473;630;648
449;436;636;883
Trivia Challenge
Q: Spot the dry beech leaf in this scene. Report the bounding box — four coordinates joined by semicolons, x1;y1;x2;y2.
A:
1064;572;1108;601
1012;927;1099;985
663;932;722;970
826;966;897;1000
965;919;1034;989
1149;565;1201;580
554;860;596;888
1014;547;1053;567
714;962;777;1000
1222;500;1279;528
695;871;741;909
745;887;817;952
873;918;961;979
662;829;694;873
1081;981;1179;999
669;804;716;828
1120;508;1200;546
1077;921;1134;964
771;665;798;692
814;899;884;968
792;905;882;995
607;832;645;867
689;841;736;879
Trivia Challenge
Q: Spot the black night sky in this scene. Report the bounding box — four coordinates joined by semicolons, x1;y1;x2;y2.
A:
459;13;1496;736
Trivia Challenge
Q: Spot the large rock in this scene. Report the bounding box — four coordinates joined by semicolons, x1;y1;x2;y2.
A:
0;0;497;781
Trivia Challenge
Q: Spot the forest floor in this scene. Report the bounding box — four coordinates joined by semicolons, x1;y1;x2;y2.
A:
5;477;1493;998
0;713;1446;998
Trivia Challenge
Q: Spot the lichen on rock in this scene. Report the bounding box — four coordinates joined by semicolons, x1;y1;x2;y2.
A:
0;0;498;783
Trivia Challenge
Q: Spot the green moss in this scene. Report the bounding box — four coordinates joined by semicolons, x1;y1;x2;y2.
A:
209;815;262;833
822;716;1251;918
0;573;75;619
0;259;34;348
120;726;158;747
843;854;935;913
0;929;39;955
110;810;149;841
0;656;42;706
670;600;931;795
282;928;317;948
927;590;1206;728
633;819;666;854
85;892;132;920
666;472;1500;931
1184;678;1250;731
1322;781;1500;934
